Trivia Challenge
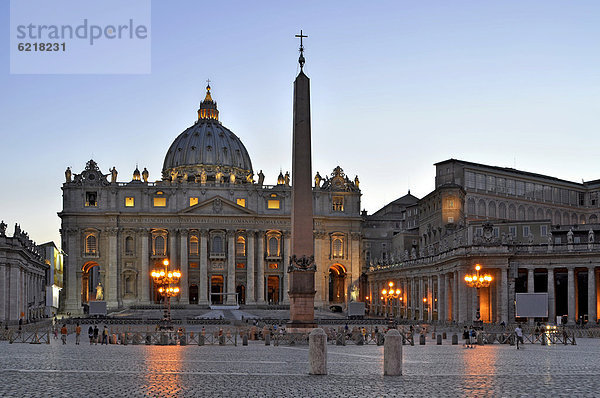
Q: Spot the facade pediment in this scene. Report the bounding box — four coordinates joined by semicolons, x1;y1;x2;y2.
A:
180;195;256;215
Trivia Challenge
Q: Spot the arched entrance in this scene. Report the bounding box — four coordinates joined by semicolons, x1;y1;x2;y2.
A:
211;275;224;304
82;262;102;303
267;276;279;304
189;284;198;304
329;264;346;304
236;284;246;305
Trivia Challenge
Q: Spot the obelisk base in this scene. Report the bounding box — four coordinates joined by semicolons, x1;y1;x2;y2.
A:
287;292;317;331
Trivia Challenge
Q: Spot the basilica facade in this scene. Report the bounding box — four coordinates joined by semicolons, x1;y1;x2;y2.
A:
59;86;362;314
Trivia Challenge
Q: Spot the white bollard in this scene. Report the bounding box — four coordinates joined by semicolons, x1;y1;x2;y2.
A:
309;328;327;375
384;329;403;376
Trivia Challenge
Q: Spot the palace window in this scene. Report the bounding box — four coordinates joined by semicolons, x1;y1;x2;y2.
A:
236;198;246;207
125;236;134;255
476;174;485;190
267;199;280;209
332;237;343;258
268;236;280;257
332;196;344;212
189;235;199;255
85;192;98;207
465;172;475;189
237;262;246;269
509;226;517;237
212;235;223;254
523;226;530;238
153;235;166;256
153;197;167;207
85;233;97;255
125;197;135;207
540;225;548;237
236;236;246;256
189;197;199;207
268;263;279;270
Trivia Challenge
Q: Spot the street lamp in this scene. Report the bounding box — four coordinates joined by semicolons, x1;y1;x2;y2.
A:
464;264;492;321
151;259;181;330
381;281;402;319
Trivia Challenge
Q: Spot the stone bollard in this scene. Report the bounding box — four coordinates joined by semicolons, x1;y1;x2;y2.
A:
419;334;426;345
160;333;168;346
477;333;484;346
180;335;187;346
572;334;576;345
437;334;442;345
309;328;327;375
442;332;447;339
383;329;402;376
145;334;151;345
198;335;205;346
243;334;248;346
219;335;225;345
541;333;547;346
451;334;458;345
123;333;128;345
431;332;435;339
357;334;364;345
265;333;271;346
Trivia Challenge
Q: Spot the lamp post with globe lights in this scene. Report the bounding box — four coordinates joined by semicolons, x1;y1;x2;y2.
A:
380;281;402;320
464;264;493;322
151;259;181;330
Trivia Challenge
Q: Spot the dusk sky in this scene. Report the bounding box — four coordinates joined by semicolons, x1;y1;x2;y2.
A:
1;0;599;247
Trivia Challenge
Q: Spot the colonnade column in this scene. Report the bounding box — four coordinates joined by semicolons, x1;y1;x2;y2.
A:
107;227;119;308
452;271;458;321
140;229;150;303
444;273;451;322
588;267;597;323
527;267;535;324
246;231;256;305
438;274;444;322
179;230;189;304
567;267;575;324
499;268;508;324
457;269;467;322
419;278;424;320
198;230;209;305
427;276;433;322
256;231;265;304
282;231;290;304
226;231;236;305
547;268;555;323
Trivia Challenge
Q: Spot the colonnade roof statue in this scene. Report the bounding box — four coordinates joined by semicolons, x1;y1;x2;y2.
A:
162;82;254;184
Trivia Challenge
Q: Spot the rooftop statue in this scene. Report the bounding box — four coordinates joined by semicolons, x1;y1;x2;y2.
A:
257;170;265;186
65;167;72;183
142;168;149;182
314;172;322;188
110;167;118;183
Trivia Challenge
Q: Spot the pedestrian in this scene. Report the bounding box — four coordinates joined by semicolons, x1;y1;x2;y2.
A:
463;326;470;348
93;325;99;345
101;326;109;345
53;325;58;339
88;326;94;345
75;323;81;345
61;324;68;345
469;326;477;348
515;324;524;349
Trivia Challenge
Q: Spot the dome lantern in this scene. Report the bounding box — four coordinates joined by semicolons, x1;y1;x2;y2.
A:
197;80;219;121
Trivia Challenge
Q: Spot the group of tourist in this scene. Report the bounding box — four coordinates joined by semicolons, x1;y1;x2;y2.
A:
55;323;110;345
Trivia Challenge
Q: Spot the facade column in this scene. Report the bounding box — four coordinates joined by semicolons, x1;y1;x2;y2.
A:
9;265;20;320
457;269;467;323
140;229;150;304
444;273;451;322
64;228;80;313
226;230;236;305
313;231;325;307
283;231;291;304
198;230;209;305
452;271;458;321
419;277;424;320
547;268;555;324
256;231;265;304
527;268;535;292
588;267;597;323
567;267;575;324
438;274;444;322
428;275;433;322
246;231;256;305
107;228;119;308
179;230;189;304
499;268;508;324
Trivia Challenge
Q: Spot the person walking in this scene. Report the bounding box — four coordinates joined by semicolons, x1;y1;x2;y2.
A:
75;323;81;345
515;324;524;349
463;326;470;348
60;324;68;345
469;326;477;348
88;326;94;345
93;325;99;345
101;326;109;345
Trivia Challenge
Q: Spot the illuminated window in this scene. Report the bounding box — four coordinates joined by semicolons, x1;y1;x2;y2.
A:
268;236;280;256
189;235;199;255
332;238;343;258
332;196;344;212
190;197;199;207
267;200;280;209
448;217;454;223
85;234;97;255
268;263;279;270
237;262;246;269
448;199;454;209
153;235;166;255
189;262;198;268
236;198;246;207
153;197;166;207
236;236;246;256
85;192;97;207
125;197;135;207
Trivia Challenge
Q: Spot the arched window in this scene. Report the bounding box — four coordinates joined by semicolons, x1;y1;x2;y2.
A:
154;235;166;255
236;236;246;256
554;211;561;225
488;201;496;218
498;203;507;219
518;206;525;220
467;198;475;215
85;234;97;255
189;235;199;255
125;236;134;254
562;212;569;225
268;236;279;257
536;208;544;220
477;200;486;217
332;238;343;258
212;236;223;253
590;214;598;224
508;204;516;220
527;207;535;221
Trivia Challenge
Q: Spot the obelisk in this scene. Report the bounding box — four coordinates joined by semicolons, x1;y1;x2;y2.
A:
287;30;317;330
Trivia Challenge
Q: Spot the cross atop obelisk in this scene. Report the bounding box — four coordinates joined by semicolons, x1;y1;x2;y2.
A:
287;30;317;331
295;30;308;70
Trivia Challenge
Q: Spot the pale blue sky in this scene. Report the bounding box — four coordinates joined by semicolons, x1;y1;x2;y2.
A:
1;1;599;246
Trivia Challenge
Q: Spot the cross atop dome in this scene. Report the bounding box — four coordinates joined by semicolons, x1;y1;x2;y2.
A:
198;80;219;121
295;29;307;70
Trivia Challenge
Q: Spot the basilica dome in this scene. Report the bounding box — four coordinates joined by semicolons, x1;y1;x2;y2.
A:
162;85;254;184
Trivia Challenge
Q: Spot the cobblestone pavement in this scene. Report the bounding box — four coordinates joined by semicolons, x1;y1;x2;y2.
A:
1;336;599;397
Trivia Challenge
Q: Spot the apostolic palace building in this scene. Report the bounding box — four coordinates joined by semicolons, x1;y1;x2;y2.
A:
58;81;600;326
